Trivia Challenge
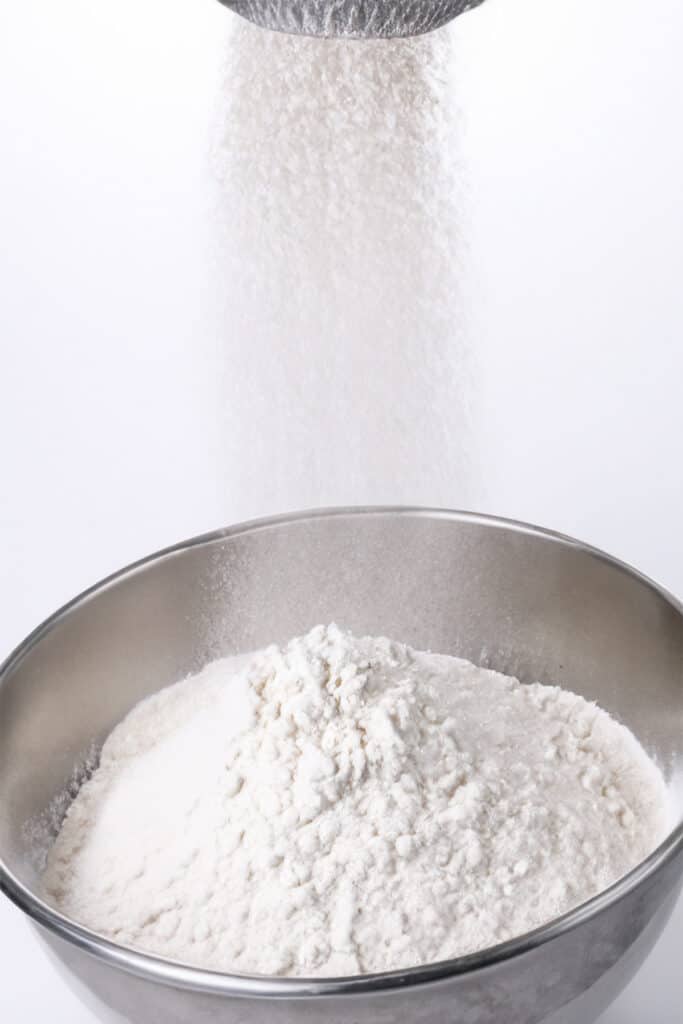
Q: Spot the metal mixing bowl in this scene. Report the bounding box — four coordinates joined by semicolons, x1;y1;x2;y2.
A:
1;508;682;1024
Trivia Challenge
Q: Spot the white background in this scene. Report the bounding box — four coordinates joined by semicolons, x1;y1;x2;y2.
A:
1;0;682;1019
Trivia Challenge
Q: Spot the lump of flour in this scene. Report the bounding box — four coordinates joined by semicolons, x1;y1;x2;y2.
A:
43;625;671;976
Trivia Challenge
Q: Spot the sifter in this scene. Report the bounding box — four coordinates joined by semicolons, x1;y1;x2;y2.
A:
216;0;486;38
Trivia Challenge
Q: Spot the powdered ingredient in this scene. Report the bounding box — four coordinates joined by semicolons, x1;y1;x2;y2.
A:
43;625;671;976
211;23;475;516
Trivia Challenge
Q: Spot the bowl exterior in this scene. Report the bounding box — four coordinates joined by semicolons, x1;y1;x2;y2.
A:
33;857;683;1024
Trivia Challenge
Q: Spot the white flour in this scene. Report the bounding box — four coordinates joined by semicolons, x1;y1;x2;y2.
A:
43;625;670;976
210;23;476;518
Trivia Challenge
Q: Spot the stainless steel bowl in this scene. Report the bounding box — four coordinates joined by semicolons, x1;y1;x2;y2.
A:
217;0;486;38
1;508;682;1024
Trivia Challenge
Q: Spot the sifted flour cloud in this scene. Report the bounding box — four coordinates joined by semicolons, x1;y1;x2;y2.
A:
209;21;476;518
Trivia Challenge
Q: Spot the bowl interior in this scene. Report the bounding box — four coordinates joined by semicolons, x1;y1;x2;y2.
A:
1;509;682;903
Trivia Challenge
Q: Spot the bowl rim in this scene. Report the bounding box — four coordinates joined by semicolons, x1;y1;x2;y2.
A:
1;504;682;997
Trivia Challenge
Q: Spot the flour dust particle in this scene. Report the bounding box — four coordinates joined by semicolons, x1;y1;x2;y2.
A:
209;21;476;518
44;625;671;977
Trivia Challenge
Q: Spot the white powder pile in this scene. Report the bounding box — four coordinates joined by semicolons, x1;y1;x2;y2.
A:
44;625;670;977
210;22;475;517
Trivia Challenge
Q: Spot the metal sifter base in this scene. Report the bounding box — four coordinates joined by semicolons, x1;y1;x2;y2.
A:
217;0;486;38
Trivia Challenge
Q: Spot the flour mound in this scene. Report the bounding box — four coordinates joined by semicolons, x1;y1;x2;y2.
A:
43;625;670;976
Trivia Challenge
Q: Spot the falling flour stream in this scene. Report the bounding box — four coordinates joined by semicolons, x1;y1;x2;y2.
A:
210;20;475;516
